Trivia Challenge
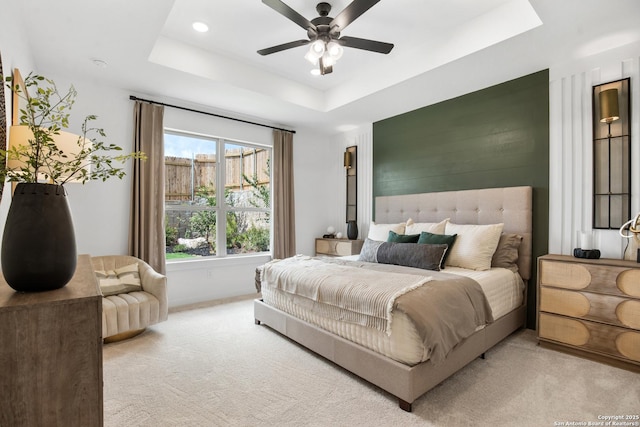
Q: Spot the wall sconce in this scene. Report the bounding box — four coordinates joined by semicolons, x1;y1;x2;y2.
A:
592;78;631;230
599;88;619;137
344;150;352;169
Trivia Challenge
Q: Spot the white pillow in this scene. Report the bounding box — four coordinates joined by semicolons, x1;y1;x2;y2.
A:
367;222;406;241
405;218;449;235
444;222;504;270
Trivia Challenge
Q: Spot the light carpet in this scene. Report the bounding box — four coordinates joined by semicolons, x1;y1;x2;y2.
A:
103;297;639;427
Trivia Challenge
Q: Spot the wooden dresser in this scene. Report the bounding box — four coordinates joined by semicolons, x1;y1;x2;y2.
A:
315;238;363;257
537;254;640;371
0;255;103;426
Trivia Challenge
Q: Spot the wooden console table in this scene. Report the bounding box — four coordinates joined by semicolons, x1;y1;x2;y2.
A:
0;254;103;426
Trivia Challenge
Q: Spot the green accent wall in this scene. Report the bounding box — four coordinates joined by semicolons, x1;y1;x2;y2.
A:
373;69;549;328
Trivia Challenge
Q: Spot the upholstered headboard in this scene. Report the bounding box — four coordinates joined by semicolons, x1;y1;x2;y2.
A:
375;186;533;281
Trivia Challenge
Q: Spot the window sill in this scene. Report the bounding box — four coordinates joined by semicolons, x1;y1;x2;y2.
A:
165;253;272;272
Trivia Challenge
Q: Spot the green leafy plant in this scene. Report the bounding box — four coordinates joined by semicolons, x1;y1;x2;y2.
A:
242;158;270;215
165;219;179;246
2;72;145;185
188;184;218;245
172;244;187;253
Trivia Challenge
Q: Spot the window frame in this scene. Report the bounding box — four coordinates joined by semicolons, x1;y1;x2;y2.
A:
164;128;272;261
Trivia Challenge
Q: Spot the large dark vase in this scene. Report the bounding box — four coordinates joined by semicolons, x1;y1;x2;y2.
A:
347;220;358;240
1;183;77;292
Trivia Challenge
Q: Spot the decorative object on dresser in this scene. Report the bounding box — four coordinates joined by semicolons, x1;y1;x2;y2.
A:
315;237;363;257
537;254;640;372
1;71;144;292
573;230;600;259
2;183;77;291
0;255;103;427
0;53;6;204
322;225;336;238
347;219;358;240
619;212;640;262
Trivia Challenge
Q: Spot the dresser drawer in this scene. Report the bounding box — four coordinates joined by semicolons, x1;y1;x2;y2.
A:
539;286;640;329
539;312;640;364
539;259;640;298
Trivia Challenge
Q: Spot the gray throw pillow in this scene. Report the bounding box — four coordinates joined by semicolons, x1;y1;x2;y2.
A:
376;242;448;271
358;238;384;262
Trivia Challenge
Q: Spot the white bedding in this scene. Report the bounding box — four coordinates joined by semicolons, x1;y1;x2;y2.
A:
261;264;524;366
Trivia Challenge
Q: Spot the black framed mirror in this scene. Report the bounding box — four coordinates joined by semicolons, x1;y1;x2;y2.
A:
592;78;631;229
345;145;357;223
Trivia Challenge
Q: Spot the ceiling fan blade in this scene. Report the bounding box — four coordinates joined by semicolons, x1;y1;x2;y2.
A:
330;0;381;32
262;0;315;31
258;39;310;56
337;36;394;54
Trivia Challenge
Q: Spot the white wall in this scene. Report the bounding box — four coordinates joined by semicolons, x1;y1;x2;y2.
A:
331;125;374;240
549;40;640;258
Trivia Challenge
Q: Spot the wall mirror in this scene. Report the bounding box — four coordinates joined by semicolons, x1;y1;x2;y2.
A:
592;78;631;229
345;145;357;223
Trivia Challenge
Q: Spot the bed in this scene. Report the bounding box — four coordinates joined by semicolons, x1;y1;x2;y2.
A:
254;186;532;411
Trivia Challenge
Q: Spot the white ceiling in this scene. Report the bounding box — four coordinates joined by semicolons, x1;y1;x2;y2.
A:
16;0;640;134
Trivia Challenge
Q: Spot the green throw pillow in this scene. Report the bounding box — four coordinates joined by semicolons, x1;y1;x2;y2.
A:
418;232;457;268
388;230;420;243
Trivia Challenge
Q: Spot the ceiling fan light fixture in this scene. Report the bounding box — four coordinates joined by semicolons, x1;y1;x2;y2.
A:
310;68;321;76
321;51;336;67
326;41;343;60
311;40;325;55
258;0;394;76
304;50;320;65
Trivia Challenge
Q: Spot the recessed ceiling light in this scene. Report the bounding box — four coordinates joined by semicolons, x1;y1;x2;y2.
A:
192;22;209;33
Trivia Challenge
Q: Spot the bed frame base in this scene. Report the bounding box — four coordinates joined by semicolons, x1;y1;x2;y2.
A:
254;298;525;412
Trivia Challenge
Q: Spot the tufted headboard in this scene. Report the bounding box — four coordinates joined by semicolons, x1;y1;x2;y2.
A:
375;186;533;281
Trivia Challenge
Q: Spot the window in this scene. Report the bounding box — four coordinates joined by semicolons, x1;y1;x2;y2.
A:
164;130;271;260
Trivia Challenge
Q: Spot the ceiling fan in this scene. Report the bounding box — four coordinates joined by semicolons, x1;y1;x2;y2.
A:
258;0;394;75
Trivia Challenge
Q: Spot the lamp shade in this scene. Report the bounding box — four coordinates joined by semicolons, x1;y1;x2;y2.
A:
599;88;620;123
344;150;352;168
8;125;91;183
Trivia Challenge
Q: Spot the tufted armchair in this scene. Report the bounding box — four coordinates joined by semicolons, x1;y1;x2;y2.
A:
91;255;168;342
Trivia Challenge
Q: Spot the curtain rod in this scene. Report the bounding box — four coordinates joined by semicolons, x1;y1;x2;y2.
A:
129;95;296;134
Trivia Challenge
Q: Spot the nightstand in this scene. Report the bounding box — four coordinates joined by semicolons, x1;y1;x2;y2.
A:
315;238;363;257
537;254;640;372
